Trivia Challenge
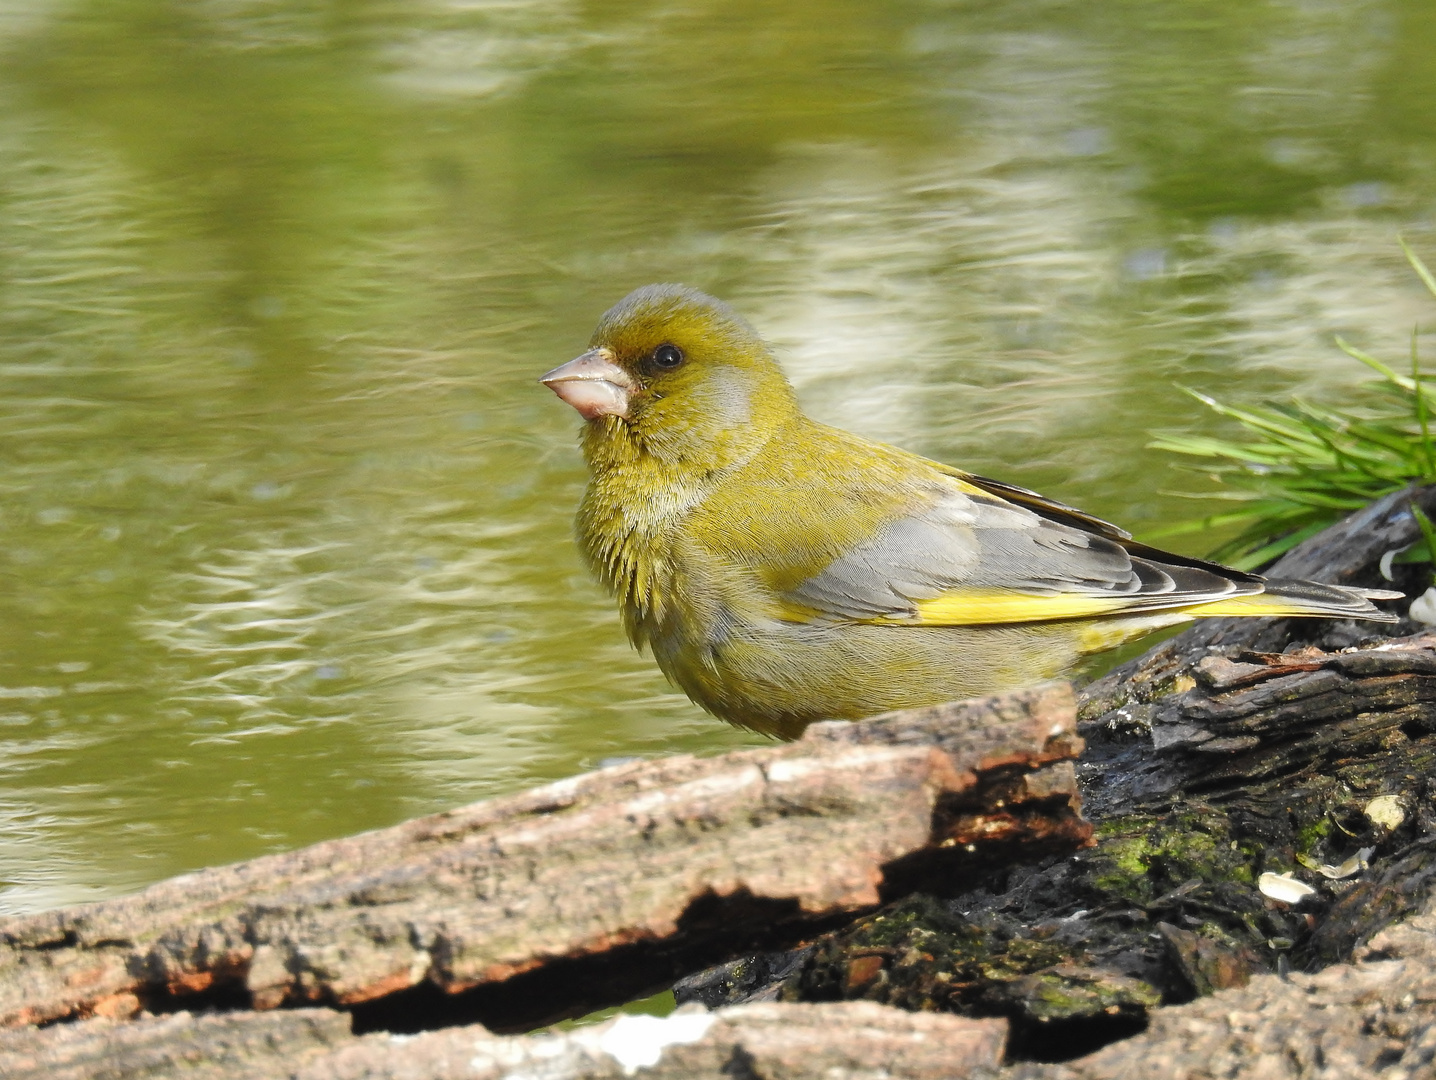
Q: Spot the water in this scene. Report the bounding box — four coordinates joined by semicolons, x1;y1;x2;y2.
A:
1;0;1433;913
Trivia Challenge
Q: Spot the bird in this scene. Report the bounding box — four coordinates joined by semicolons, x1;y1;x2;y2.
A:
541;284;1402;739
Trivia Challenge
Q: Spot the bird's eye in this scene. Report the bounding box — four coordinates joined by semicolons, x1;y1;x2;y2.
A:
651;344;684;370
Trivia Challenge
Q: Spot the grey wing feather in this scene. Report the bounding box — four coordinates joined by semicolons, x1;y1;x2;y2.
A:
788;486;1253;622
947;469;1133;540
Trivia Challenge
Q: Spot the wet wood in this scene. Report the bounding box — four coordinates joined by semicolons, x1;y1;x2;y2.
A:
1013;894;1436;1079
0;682;1086;1036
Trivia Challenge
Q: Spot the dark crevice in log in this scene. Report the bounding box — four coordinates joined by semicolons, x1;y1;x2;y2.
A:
137;979;254;1022
1008;1010;1149;1064
880;789;1093;903
351;890;862;1035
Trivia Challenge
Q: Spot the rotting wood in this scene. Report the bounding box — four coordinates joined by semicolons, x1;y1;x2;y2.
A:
1010;892;1436;1079
675;485;1436;1061
0;999;1009;1080
0;681;1086;1035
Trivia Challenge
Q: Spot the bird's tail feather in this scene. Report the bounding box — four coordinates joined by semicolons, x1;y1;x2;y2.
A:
1183;578;1403;623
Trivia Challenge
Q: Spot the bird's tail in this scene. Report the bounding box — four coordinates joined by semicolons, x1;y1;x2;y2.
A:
1182;578;1404;623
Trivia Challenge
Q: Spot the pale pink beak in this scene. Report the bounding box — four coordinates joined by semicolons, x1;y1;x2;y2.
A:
540;348;636;421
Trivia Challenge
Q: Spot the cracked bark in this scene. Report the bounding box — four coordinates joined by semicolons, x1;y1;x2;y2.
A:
0;1000;1012;1080
12;892;1436;1079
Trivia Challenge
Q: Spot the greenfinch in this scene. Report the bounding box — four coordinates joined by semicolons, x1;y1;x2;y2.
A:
542;284;1401;738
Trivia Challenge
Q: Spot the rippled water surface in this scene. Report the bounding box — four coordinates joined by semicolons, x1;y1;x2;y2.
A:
2;0;1435;912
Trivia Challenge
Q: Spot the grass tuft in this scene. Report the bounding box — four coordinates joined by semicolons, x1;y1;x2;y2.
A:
1148;240;1436;570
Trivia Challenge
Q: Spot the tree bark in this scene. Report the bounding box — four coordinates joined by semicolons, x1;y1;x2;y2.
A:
0;683;1085;1036
10;903;1436;1080
0;1000;1010;1080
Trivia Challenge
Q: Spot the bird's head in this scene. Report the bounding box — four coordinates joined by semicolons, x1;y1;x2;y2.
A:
541;284;798;471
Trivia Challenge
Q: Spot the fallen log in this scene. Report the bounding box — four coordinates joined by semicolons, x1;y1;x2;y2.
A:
0;999;1010;1080
676;485;1436;1061
0;682;1086;1036
11;895;1436;1080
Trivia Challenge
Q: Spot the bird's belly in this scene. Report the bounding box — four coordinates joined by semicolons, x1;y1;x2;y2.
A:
656;617;1086;739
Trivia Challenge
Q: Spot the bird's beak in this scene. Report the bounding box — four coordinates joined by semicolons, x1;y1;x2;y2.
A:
540;348;635;421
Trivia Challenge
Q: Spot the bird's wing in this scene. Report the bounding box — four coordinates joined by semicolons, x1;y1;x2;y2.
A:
936;464;1133;541
949;463;1275;582
783;484;1261;626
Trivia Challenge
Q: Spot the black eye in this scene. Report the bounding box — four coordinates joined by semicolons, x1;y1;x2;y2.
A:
651;343;684;370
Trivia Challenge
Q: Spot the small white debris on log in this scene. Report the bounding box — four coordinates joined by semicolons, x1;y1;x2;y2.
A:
1407;585;1436;625
1364;794;1407;831
1257;872;1316;904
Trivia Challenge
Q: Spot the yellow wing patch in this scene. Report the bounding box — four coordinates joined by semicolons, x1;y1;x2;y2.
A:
871;590;1135;626
864;587;1355;630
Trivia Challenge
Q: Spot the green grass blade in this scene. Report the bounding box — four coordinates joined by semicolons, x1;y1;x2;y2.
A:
1339;336;1436;406
1177;387;1328;446
1412;502;1436;564
1401;237;1436;302
1151;243;1436;567
1224;521;1330;570
1415;327;1435;477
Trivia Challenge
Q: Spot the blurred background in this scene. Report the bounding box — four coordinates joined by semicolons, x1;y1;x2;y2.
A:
1;0;1433;914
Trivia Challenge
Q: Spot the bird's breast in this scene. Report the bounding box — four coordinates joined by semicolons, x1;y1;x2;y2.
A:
577;465;721;636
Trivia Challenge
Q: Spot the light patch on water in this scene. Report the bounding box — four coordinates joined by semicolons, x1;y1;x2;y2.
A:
193;0;333;52
740;143;1126;454
0;799;115;916
379;0;587;99
1196;220;1435;394
0;0;60;51
1238;1;1391;135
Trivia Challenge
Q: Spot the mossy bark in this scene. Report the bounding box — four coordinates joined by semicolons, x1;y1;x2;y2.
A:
676;485;1436;1062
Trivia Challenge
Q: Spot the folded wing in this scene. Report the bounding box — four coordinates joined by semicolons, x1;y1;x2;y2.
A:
785;481;1395;626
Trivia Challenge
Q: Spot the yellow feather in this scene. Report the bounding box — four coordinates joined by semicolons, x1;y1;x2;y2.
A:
881;587;1332;629
874;590;1134;626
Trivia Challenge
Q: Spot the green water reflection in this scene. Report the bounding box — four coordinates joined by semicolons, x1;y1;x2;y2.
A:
1;0;1433;912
